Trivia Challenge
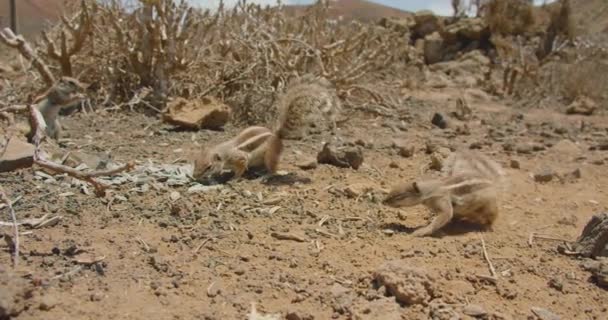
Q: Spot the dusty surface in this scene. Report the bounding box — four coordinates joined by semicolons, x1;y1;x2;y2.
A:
1;85;608;320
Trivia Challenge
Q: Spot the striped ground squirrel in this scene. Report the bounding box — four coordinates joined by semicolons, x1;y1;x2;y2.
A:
383;150;506;237
192;75;341;181
28;77;88;141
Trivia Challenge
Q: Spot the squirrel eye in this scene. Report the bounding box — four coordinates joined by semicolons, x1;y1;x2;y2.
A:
213;154;221;161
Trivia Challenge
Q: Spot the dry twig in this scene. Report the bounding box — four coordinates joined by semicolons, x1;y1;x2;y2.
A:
28;105;133;197
271;232;307;243
528;232;573;247
480;234;497;280
0;28;55;87
0;186;19;268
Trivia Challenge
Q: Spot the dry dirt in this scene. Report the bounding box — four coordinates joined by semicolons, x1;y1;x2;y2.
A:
1;86;608;320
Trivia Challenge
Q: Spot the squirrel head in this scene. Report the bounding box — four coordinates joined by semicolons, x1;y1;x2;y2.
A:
192;148;223;181
382;180;431;208
46;77;88;104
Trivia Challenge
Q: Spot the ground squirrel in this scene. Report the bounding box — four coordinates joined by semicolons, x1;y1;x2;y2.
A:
192;126;283;181
28;77;87;141
192;74;341;181
383;150;506;237
274;74;341;139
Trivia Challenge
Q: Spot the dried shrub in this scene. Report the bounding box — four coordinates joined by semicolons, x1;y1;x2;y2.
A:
537;0;574;60
1;0;409;125
560;59;608;103
484;0;535;36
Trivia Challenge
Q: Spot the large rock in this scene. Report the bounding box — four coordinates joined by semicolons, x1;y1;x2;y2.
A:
162;97;231;130
571;212;608;258
413;10;444;38
566;96;597;116
424;32;445;65
430;50;490;76
581;259;608;289
0;138;34;172
378;16;415;35
442;17;489;43
317;143;364;170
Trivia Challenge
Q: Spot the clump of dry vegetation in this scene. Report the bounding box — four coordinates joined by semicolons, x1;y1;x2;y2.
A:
0;0;408;125
484;0;535;36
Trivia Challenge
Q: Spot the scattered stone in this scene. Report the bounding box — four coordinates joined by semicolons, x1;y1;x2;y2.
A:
389;161;399;168
580;259;608;289
548;277;564;292
429;147;452;171
510;159;520;169
534;167;556;183
372;260;437;306
392;139;415;158
566;96;597;116
286;311;314;320
248;302;281;320
352;298;403;320
206;281;221;298
187;184;223;194
515;143;540;154
429;300;459;320
589;141;608;151
570;212;608;258
469;142;483;149
551;140;581;156
431;112;448;129
0;138;34;173
38;295;58;311
89;292;104;302
162;96;230;130
317;143;364;170
531;307;561;320
328;283;354;315
564;168;582;181
354;139;368;147
296;158;318;170
462;304;487;317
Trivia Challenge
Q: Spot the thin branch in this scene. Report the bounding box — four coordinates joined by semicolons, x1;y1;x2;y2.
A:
0;28;55;87
0;186;19;268
28;105;133;197
480;234;497;279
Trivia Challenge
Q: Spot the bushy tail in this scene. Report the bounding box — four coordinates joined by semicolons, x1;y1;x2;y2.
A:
273;74;340;140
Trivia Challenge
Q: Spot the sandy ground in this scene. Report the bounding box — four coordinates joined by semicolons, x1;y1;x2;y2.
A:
1;86;607;320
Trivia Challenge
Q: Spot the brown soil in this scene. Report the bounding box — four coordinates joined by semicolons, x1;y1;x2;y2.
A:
1;86;607;319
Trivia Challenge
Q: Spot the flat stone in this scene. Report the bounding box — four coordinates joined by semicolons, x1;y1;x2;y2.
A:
0;138;34;172
162;96;230;130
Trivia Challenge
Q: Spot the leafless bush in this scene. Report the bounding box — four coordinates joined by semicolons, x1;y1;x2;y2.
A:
536;0;574;60
1;0;408;125
484;0;535;36
41;0;96;77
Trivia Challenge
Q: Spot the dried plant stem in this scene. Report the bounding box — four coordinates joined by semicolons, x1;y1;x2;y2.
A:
28;105;133;197
0;186;19;268
480;234;497;278
0;28;55;87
